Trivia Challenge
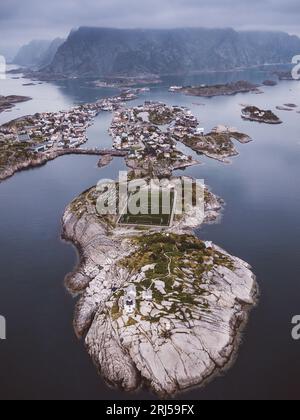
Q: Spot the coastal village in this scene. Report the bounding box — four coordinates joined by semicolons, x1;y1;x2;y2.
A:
108;102;200;176
0;90;139;156
0;88;253;182
109;101;203;153
108;100;251;169
0;90;142;179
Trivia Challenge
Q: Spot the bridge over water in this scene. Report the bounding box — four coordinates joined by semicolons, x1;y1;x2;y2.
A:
59;148;127;157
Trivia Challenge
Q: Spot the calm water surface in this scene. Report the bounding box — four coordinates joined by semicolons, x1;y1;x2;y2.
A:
0;67;300;399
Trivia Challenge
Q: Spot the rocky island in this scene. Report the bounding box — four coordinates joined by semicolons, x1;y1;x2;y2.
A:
62;175;257;397
241;106;282;124
263;80;278;87
169;81;261;98
90;76;161;89
0;95;32;114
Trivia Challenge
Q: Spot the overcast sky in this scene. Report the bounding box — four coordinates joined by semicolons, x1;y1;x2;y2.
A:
1;0;300;57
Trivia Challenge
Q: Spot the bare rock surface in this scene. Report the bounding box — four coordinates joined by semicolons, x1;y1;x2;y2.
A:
62;179;257;397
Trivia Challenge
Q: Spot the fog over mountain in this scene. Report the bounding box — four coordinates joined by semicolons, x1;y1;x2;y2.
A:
44;27;300;77
1;0;300;58
13;38;65;68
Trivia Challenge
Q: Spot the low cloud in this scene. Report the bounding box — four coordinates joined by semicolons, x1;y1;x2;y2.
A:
1;0;299;55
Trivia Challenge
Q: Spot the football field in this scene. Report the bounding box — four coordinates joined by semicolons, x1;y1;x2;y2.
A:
118;188;175;227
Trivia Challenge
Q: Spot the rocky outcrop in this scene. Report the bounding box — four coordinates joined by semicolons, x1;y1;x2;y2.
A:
86;250;256;396
98;155;113;168
180;131;251;163
0;148;114;183
62;180;257;397
0;151;63;182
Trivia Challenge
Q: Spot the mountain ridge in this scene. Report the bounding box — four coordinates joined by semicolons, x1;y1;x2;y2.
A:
42;27;300;77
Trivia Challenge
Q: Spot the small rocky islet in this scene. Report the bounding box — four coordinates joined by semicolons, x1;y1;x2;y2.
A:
276;104;298;112
0;95;32;114
169;81;261;97
241;106;282;124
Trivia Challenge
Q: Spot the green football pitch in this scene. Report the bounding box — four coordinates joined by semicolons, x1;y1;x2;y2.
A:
118;189;175;227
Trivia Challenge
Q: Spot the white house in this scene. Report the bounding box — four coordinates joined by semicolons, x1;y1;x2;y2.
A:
123;284;137;315
196;127;205;136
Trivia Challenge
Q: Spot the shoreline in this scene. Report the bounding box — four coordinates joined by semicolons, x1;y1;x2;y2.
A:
61;199;258;397
0;91;139;183
241;106;282;124
14;62;293;83
163;275;259;399
0;148;126;183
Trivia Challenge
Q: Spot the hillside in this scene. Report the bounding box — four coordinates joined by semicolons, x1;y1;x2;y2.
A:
44;27;300;77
